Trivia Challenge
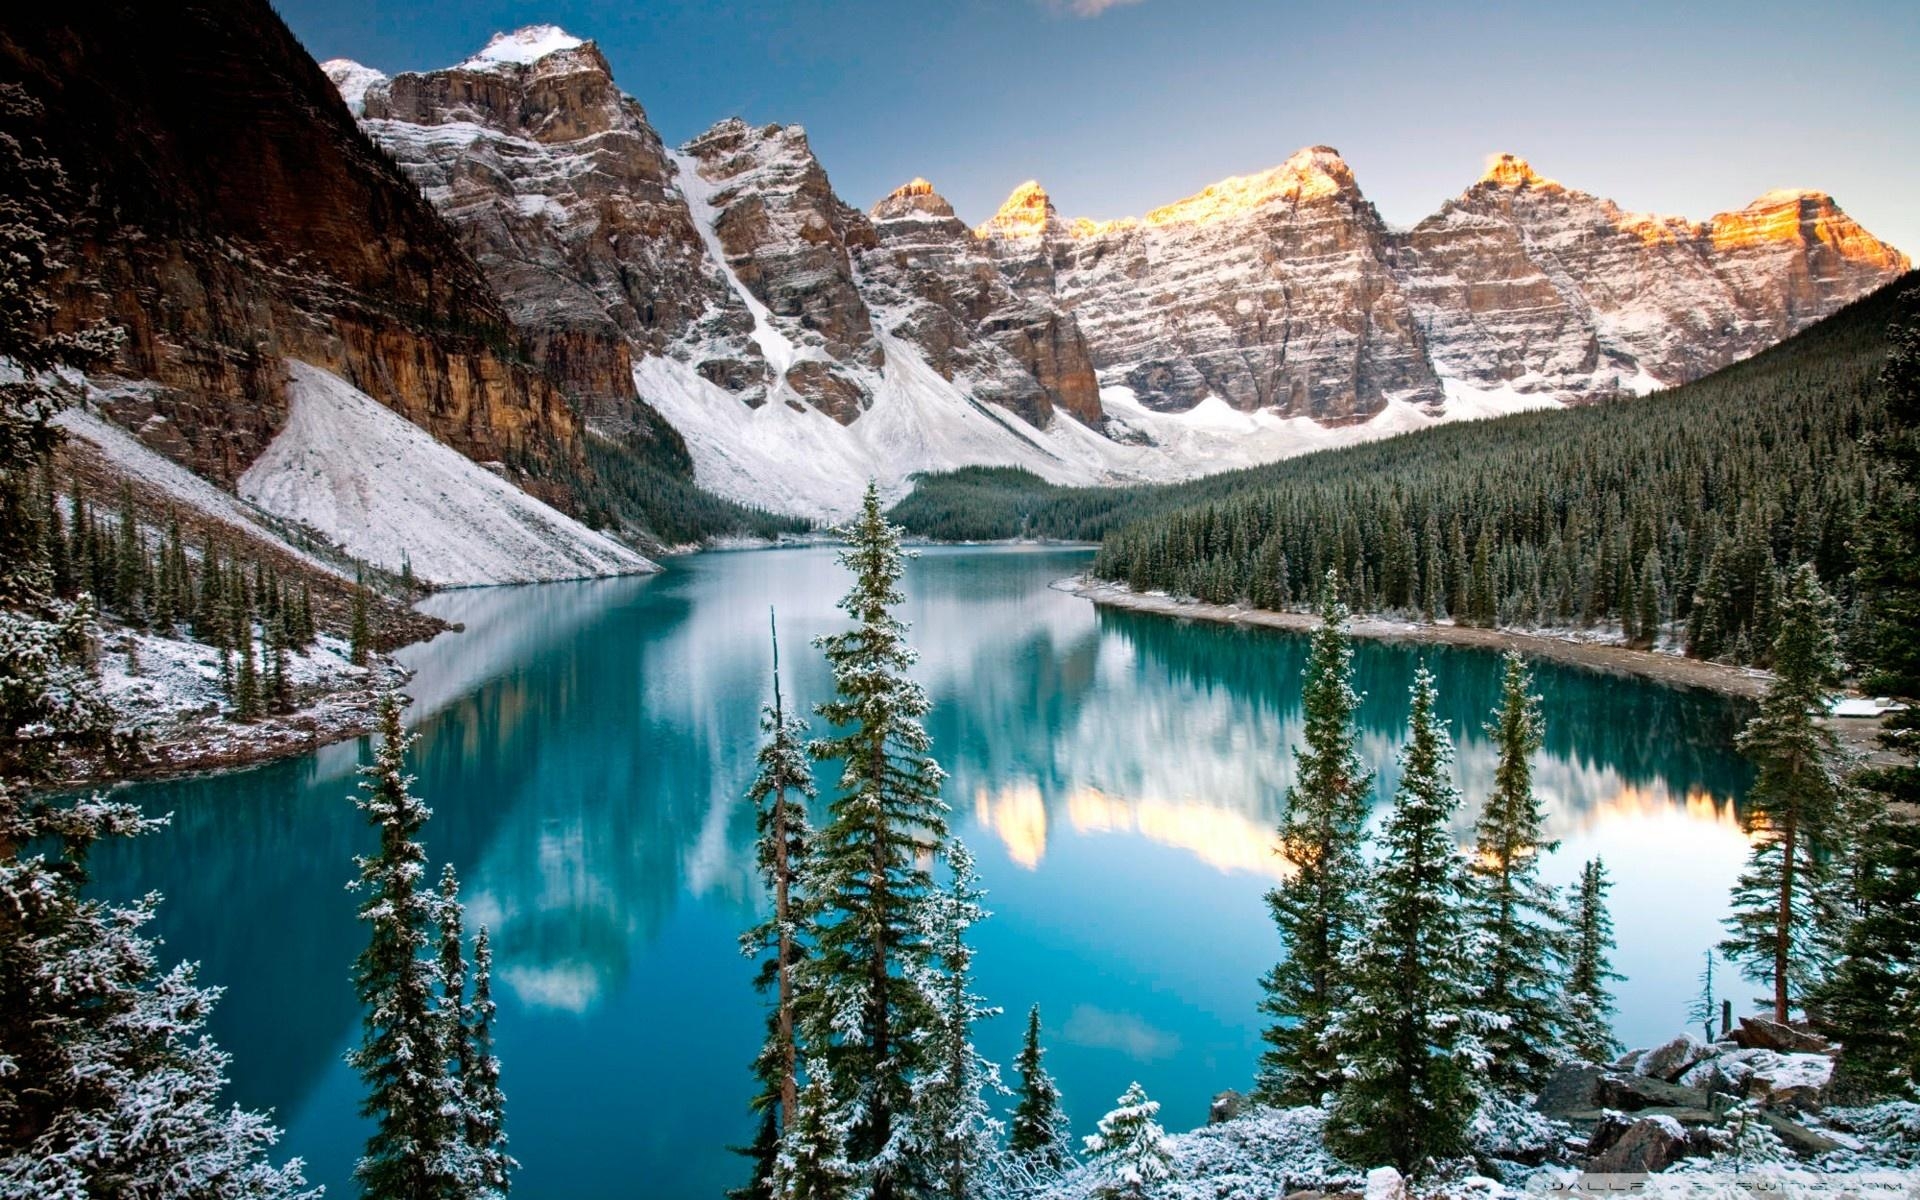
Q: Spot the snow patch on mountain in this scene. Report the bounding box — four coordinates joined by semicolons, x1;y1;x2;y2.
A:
319;59;386;116
238;361;657;586
461;25;584;68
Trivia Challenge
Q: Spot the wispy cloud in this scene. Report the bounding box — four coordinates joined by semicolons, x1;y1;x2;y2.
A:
1040;0;1148;17
1059;1004;1181;1060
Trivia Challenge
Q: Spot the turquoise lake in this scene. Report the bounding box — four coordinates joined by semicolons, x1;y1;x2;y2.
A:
86;545;1758;1199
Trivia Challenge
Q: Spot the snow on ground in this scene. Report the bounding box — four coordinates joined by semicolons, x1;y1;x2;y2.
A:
238;361;657;587
53;399;349;580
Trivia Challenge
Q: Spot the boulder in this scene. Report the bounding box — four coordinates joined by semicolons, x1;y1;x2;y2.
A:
1636;1033;1714;1082
1536;1065;1607;1119
1596;1073;1713;1113
1677;1055;1748;1096
1733;1017;1832;1054
1209;1089;1244;1124
1745;1053;1833;1111
1363;1166;1407;1200
1756;1110;1842;1157
1587;1114;1694;1172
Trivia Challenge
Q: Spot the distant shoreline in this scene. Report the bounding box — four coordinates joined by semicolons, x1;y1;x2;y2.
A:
1062;576;1775;698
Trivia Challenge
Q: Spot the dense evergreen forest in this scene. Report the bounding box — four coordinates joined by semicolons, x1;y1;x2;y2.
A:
894;274;1917;666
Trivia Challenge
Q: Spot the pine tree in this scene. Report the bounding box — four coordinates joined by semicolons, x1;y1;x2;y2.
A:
908;841;1004;1200
738;611;815;1200
1008;1005;1073;1176
346;691;466;1200
235;610;261;721
1563;858;1623;1063
1327;667;1483;1175
1082;1082;1172;1200
777;1076;856;1200
796;482;949;1199
1467;651;1567;1093
464;926;514;1196
1254;571;1373;1107
0;782;314;1197
435;866;483;1197
1687;951;1719;1042
1719;564;1850;1021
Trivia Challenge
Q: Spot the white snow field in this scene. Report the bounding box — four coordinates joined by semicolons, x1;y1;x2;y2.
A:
238;360;656;587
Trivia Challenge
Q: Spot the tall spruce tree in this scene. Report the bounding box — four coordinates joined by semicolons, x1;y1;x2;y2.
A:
1468;651;1567;1093
464;926;514;1196
1008;1005;1073;1176
347;691;466;1200
1813;293;1920;1096
797;482;949;1200
1327;667;1484;1175
1563;858;1622;1063
1719;564;1850;1021
1254;571;1373;1106
908;841;1003;1200
737;611;816;1200
1687;951;1719;1042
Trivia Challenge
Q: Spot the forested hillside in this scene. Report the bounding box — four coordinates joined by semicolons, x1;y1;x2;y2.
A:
895;274;1916;664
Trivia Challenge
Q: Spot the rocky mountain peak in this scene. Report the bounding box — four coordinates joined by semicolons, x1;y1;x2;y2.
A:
460;25;588;69
977;181;1064;241
320;59;386;117
870;177;957;222
1135;144;1360;229
1479;152;1556;190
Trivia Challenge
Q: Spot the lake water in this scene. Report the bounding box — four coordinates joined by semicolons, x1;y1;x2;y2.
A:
86;545;1756;1199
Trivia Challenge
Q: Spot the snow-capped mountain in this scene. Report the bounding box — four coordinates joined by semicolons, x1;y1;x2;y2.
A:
329;27;1910;518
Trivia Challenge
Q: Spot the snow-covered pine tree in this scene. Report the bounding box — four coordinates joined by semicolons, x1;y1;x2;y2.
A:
351;579;372;667
1083;1082;1172;1200
465;926;515;1196
1468;651;1567;1093
1563;858;1622;1063
435;864;485;1196
1327;666;1484;1175
798;482;949;1199
737;610;816;1200
1687;951;1719;1042
777;1075;856;1200
1719;564;1851;1021
1254;570;1373;1107
0;776;316;1197
1008;1004;1073;1175
346;690;467;1200
907;840;1004;1200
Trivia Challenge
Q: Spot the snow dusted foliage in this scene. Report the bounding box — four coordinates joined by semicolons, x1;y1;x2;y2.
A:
346;692;470;1200
1039;1105;1361;1200
0;598;118;782
1081;1083;1175;1198
738;612;815;1200
1562;858;1623;1063
1822;1103;1920;1169
795;481;950;1194
1256;571;1373;1107
1468;1093;1562;1168
1326;666;1488;1175
463;927;515;1197
1009;1005;1075;1177
0;782;313;1198
907;840;1006;1200
1467;652;1569;1093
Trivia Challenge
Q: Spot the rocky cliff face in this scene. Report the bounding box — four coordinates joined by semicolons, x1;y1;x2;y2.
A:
0;2;583;495
977;149;1441;421
978;150;1909;418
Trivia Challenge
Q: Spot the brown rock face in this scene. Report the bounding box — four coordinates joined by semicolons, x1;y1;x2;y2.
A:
864;178;1103;428
354;37;751;427
0;1;581;489
680;118;881;421
978;148;1443;420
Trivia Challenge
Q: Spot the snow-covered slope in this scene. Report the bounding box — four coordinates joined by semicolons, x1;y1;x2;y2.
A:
238;362;657;586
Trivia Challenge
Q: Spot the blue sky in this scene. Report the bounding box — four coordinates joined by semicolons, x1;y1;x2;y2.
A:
282;0;1919;255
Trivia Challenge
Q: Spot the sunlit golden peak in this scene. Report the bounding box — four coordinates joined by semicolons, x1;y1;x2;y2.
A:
1479;152;1557;190
1128;145;1357;230
891;177;937;199
974;179;1064;240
